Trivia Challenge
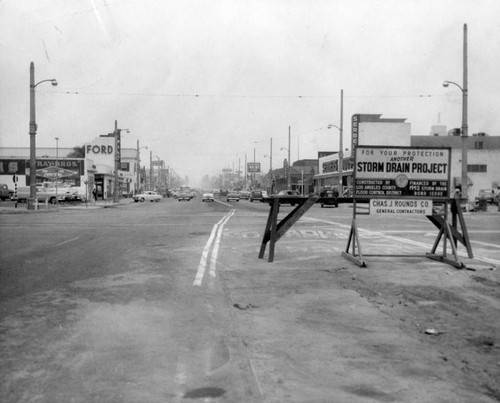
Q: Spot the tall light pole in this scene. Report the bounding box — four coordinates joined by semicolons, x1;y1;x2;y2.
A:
443;24;468;200
55;137;59;206
270;137;273;173
328;89;344;192
28;62;57;210
136;141;148;193
253;147;256;186
150;150;153;191
288;126;291;189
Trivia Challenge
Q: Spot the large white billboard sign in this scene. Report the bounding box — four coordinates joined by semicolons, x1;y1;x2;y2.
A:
355;146;451;200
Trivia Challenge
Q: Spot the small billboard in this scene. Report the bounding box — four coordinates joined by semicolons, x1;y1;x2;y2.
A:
247;162;261;173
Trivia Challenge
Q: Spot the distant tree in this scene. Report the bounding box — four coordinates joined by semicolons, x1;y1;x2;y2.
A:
66;145;85;158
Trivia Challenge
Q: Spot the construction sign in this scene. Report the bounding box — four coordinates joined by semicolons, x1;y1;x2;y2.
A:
354;146;451;200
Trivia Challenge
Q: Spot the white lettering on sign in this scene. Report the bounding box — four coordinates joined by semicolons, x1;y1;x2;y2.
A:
369;199;433;215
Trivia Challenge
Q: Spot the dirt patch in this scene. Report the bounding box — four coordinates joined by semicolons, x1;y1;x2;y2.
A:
222;257;500;402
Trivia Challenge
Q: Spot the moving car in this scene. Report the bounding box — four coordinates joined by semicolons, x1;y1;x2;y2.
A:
239;190;250;200
133;191;161;202
249;190;265;202
202;192;215;202
319;187;339;208
226;190;240;202
269;189;300;206
177;192;192;202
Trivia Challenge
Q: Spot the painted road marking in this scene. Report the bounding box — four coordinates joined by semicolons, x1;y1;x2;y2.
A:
193;210;235;287
215;199;233;208
303;217;500;266
209;210;235;278
56;237;79;246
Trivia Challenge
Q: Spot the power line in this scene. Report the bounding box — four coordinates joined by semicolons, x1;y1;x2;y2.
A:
62;91;439;99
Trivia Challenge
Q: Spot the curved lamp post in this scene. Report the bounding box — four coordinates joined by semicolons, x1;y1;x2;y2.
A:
29;62;57;210
443;24;468;201
136;142;148;193
327;89;344;193
443;79;468;200
280;126;292;189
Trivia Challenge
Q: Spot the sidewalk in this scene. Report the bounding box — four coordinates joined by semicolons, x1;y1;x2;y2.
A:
0;198;132;214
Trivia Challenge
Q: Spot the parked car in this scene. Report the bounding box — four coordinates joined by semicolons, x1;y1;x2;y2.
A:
249;190;265;202
319;187;339;208
219;189;229;197
269;189;300;206
342;186;353;197
177;192;192;202
477;189;495;204
133;191;161;202
0;184;12;201
202;192;215;202
239;190;251;200
226;190;240;202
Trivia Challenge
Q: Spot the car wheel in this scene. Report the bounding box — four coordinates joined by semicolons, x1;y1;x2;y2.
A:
140;198;145;202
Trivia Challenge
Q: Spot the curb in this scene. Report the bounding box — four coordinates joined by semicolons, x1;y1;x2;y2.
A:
0;201;131;214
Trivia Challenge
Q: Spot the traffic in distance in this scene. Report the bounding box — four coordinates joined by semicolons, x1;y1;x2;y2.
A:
1;183;499;211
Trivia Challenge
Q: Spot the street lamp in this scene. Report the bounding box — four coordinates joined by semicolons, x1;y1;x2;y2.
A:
55;137;59;206
29;62;57;210
136;141;148;194
327;89;344;193
279;126;292;189
443;24;468;201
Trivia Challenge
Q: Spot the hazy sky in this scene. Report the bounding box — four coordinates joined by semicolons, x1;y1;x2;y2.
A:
1;0;499;185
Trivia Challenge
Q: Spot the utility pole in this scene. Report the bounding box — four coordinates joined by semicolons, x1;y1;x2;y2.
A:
339;89;344;193
287;126;291;189
270;137;273;172
253;147;256;186
136;140;140;194
150;150;153;191
461;23;468;200
113;120;120;203
29;63;37;209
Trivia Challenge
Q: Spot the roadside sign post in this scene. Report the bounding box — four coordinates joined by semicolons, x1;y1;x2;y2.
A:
342;146;472;268
13;174;18;209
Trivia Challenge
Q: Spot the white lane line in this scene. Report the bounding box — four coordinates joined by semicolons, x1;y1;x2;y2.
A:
56;237;79;246
209;210;235;278
470;239;500;249
193;210;235;286
215;199;233;207
303;217;500;266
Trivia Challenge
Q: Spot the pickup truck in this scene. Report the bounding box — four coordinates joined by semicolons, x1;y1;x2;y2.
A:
13;183;84;204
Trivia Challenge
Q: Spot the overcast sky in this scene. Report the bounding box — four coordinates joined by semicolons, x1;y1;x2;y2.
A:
1;0;499;186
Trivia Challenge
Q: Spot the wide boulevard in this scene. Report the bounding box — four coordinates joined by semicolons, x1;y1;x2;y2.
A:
1;197;499;402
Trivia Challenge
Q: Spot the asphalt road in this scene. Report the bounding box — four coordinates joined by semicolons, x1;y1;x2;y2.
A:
1;197;499;402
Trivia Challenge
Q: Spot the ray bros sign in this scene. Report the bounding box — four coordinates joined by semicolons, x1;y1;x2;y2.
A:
354;146;451;215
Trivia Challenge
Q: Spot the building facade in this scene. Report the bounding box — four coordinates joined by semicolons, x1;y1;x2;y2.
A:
0;141;139;200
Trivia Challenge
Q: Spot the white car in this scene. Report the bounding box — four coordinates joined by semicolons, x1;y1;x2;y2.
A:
202;192;215;202
133;191;161;202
